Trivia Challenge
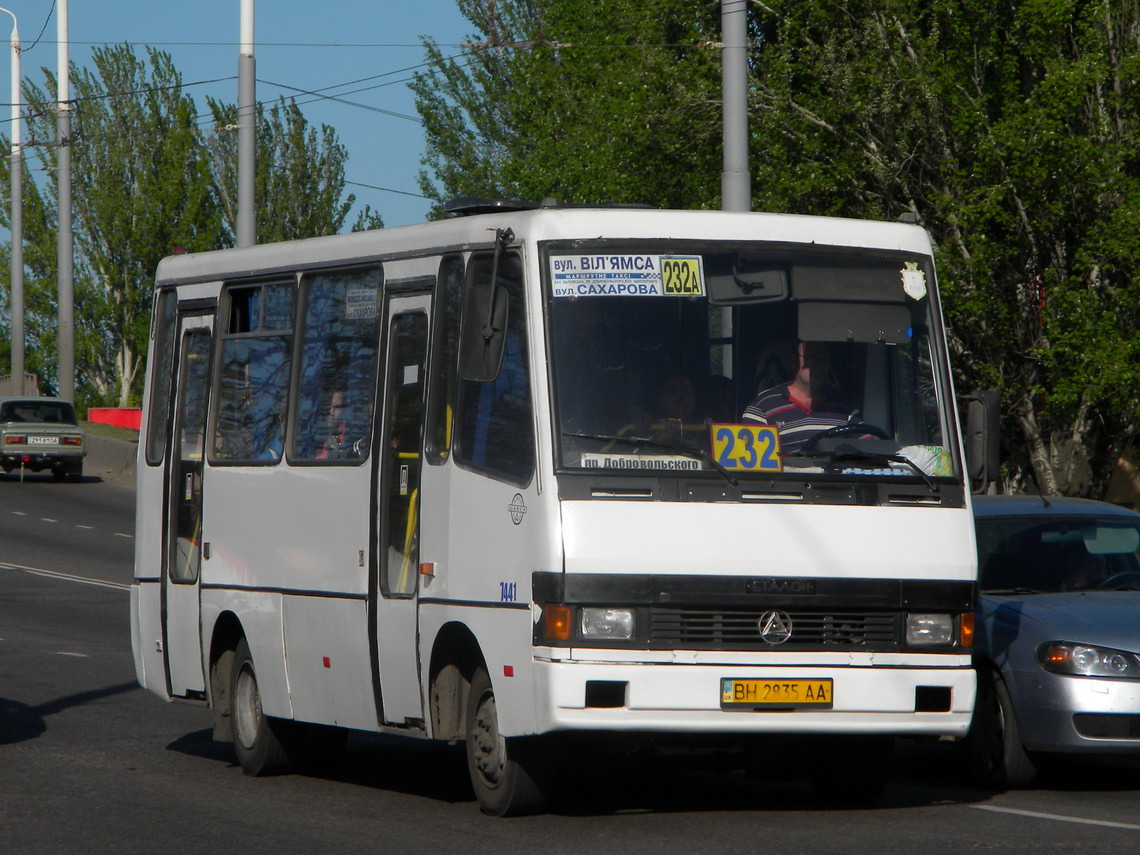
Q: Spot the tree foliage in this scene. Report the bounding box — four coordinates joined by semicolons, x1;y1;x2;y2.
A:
414;0;1140;497
0;44;372;408
411;0;723;213
12;45;223;407
207;97;381;243
749;0;1140;497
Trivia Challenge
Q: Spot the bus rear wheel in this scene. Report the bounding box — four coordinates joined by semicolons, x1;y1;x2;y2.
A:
465;667;550;816
230;638;293;776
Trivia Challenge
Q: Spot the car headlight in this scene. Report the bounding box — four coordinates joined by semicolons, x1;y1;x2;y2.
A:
580;607;634;640
1037;642;1140;679
906;613;954;646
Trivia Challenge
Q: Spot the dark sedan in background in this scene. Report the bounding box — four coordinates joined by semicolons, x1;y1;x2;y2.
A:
964;495;1140;787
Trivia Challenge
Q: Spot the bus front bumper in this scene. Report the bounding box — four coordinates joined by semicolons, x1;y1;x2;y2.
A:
532;655;976;737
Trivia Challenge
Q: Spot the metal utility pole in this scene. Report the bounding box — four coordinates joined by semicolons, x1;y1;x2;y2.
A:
57;0;74;401
1;6;23;395
721;0;750;212
237;0;256;247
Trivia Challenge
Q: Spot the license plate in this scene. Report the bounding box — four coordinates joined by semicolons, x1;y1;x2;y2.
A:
720;678;833;709
26;436;56;445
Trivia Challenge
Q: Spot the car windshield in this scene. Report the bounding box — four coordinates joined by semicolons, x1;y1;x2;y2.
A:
548;242;955;481
0;400;78;426
976;515;1140;593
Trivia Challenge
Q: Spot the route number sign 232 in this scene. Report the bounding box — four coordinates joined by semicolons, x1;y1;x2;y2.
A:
709;424;782;472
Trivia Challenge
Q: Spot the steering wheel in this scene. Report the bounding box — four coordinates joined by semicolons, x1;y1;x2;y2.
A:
800;423;891;454
1096;571;1140;590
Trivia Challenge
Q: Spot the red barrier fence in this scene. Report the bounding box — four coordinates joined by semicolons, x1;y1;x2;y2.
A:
88;407;142;431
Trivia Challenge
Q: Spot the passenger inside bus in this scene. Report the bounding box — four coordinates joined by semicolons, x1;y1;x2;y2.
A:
315;391;350;459
741;340;864;452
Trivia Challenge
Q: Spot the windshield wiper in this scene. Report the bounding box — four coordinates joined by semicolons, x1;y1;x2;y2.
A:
797;443;938;492
564;431;738;487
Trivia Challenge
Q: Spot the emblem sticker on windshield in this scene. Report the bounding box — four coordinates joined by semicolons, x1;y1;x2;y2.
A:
900;262;927;300
551;254;705;298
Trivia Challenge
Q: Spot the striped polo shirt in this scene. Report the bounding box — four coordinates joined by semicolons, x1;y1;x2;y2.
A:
741;384;860;453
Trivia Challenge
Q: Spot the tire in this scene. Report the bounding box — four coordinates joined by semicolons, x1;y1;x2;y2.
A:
963;669;1037;789
229;638;294;776
465;667;551;816
808;735;894;805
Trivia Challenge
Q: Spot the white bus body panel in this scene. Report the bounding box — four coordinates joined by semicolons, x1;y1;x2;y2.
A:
200;464;377;725
560;501;976;581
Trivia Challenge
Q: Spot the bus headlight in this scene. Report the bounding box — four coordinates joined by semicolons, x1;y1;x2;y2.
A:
906;613;954;646
580;607;634;640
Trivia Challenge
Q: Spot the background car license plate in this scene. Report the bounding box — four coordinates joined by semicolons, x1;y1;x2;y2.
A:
27;436;56;445
721;678;833;709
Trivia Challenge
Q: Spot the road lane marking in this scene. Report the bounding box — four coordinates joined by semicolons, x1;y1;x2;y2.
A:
0;561;130;591
972;804;1140;831
8;511;133;539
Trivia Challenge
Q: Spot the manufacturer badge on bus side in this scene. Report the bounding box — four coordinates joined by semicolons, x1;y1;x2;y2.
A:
508;493;527;525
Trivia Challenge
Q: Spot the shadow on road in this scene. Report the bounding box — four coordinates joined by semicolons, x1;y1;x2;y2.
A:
0;681;139;745
0;698;46;744
160;724;1140;816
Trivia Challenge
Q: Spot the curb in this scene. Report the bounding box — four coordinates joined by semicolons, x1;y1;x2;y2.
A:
86;434;138;486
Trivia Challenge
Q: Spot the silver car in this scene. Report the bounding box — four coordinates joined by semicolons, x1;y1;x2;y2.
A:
964;495;1140;787
0;396;86;481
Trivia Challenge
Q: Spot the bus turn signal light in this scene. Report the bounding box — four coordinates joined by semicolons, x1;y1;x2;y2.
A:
545;605;572;641
960;612;975;648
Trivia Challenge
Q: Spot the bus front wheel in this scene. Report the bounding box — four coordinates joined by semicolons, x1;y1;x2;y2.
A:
465;667;550;816
230;638;293;776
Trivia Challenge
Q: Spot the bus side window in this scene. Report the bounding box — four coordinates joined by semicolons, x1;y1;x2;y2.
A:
145;289;178;466
290;266;384;462
425;255;464;464
453;251;535;485
212;282;294;464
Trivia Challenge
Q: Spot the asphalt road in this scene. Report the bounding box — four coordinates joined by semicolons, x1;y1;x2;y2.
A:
2;473;1139;853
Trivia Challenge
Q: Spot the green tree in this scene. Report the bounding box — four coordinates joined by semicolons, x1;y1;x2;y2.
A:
412;0;723;214
414;0;1140;497
207;97;381;243
5;44;224;407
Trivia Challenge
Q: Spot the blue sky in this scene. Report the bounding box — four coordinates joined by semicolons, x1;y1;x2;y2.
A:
0;1;473;227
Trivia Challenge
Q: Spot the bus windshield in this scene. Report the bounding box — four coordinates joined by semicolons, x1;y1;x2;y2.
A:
547;242;955;481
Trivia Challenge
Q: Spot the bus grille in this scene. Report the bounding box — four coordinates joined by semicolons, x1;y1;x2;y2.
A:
649;608;900;651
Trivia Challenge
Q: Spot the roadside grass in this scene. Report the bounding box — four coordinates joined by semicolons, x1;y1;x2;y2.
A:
82;420;140;444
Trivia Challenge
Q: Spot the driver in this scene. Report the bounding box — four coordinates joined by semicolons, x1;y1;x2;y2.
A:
742;340;863;453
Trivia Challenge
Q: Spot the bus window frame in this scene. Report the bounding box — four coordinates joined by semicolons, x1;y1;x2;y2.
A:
452;248;537;488
286;263;385;467
208;277;297;467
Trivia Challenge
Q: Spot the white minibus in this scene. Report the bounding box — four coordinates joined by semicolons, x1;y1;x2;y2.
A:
131;201;978;814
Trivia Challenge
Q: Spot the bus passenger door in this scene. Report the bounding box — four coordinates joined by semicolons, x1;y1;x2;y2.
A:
374;295;429;725
162;315;213;698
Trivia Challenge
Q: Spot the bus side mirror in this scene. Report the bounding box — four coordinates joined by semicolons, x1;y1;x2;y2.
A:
963;390;1000;492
